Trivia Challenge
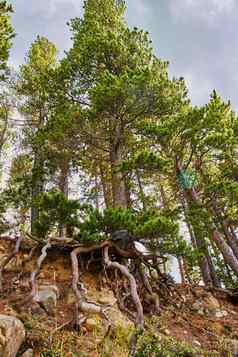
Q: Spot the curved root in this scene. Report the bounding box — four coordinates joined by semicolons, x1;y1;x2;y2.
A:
103;246;144;331
28;239;52;301
71;243;112;328
0;233;24;290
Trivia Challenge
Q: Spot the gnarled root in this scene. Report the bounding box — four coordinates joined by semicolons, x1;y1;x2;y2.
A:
25;239;52;304
103;246;144;331
71;243;112;329
0;233;24;290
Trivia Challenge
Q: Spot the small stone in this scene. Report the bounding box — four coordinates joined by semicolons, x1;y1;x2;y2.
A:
163;329;170;336
97;295;115;305
85;318;98;332
215;310;228;318
198;308;205;316
203;293;220;310
192;301;202;311
67;292;76;305
225;339;238;356
21;348;34;357
193;340;201;347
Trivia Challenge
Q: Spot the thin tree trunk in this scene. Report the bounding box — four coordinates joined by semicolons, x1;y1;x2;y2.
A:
211;204;238;259
110;143;127;208
176;158;221;285
177;257;185;284
135;169;146;210
31;154;44;235
58;160;69;237
99;163;112;209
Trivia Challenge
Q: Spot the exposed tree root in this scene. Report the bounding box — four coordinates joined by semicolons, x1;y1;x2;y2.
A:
0;233;24;290
103;245;144;331
71;242;112;328
27;239;52;303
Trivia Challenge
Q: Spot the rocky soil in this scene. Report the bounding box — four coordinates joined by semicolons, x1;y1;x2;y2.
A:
0;239;238;356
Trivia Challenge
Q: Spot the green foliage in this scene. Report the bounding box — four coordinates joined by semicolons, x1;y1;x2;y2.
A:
136;330;200;357
0;1;14;79
32;190;81;238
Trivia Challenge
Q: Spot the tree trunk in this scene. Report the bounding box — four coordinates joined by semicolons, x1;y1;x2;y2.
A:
31;154;44;235
177;257;185;284
58;160;69;237
109;143;127;208
212;204;238;260
135;169;146;210
99;163;112;209
180;190;218;286
176;159;221;285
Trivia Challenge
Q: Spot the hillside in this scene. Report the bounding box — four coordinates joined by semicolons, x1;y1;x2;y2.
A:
0;239;238;356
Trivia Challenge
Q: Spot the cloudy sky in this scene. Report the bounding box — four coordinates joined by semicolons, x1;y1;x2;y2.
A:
8;0;238;110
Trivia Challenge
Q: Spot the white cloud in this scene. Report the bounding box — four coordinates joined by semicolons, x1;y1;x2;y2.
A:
183;69;214;106
169;0;236;27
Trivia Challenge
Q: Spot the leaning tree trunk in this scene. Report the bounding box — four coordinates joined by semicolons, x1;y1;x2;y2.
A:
176;156;238;276
211;203;238;260
177;160;221;286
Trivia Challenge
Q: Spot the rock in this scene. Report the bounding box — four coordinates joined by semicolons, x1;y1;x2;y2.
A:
163;329;170;336
97;292;116;305
33;284;59;315
85;318;98;332
191;301;203;312
225;339;238;356
198;308;205;316
66;291;76;305
203;293;220;311
21;349;34;357
193;340;201;347
215;310;228;318
0;314;25;357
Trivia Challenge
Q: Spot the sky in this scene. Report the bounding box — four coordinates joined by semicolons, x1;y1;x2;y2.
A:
8;0;238;110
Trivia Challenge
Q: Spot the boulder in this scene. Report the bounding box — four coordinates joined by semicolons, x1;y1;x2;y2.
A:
0;314;25;357
33;284;59;315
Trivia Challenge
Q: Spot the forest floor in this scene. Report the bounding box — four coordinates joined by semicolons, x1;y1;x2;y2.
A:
0;240;238;356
